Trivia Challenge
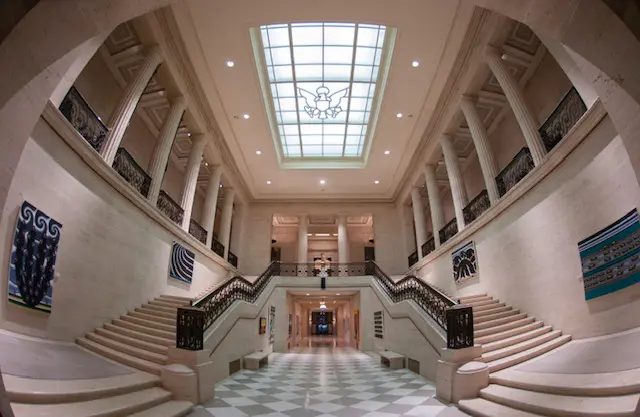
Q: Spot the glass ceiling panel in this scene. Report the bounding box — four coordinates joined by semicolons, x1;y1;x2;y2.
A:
258;22;388;158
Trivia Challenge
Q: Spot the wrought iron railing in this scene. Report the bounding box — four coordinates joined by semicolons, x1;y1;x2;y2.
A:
463;189;490;225
228;251;238;268
539;87;587;152
113;148;151;198
177;261;280;350
439;218;458;245
422;235;435;258
495;147;535;197
211;237;224;258
59;86;108;152
277;262;370;277
408;251;418;268
188;219;207;245
157;190;184;225
446;305;474;349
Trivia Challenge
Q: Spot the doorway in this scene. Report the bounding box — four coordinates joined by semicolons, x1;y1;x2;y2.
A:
311;311;333;335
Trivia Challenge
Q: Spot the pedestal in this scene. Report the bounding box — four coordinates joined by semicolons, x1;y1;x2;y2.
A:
168;347;216;404
436;345;484;403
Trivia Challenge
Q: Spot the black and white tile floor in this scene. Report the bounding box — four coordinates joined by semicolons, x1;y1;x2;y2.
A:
189;346;469;417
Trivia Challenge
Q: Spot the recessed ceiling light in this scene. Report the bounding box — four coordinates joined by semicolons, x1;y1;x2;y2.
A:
243;114;250;119
204;162;209;166
187;132;191;137
320;179;326;185
256;150;262;155
226;60;235;67
306;293;310;296
266;180;271;184
396;113;403;118
336;293;340;296
219;184;223;188
384;150;391;155
412;60;420;67
374;180;380;184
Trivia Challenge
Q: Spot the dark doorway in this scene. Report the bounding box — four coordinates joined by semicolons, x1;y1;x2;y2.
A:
271;247;281;262
364;246;375;261
311;311;333;335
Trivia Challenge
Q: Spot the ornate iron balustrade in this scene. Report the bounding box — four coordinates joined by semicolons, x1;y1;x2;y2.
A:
446;305;474;349
495;147;535;197
463;189;490;225
408;251;418;268
369;261;457;330
422;236;435;258
177;261;279;350
211;237;224;258
157;190;184;225
439;218;458;245
188;219;207;245
228;251;238;268
539;87;587;152
278;262;369;277
113;148;151;198
59;86;108;152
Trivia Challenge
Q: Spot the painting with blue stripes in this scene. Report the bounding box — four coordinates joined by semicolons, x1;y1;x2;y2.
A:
169;242;195;284
579;209;640;300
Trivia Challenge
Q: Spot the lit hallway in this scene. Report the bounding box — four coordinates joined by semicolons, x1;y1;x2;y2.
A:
188;338;469;417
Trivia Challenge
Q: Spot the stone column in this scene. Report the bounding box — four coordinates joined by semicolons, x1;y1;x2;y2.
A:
297;215;309;263
202;166;223;248
337;215;350;264
100;45;163;165
424;164;444;248
441;134;468;232
410;187;427;259
147;96;187;205
484;45;546;166
219;188;235;260
460;95;500;204
179;135;206;231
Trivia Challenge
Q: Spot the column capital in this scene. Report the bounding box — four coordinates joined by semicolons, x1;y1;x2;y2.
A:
145;44;164;64
460;94;477;106
171;95;187;111
483;44;502;61
440;133;455;143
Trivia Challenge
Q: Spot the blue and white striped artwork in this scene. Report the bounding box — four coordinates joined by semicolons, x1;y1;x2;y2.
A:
169;242;195;284
579;209;640;300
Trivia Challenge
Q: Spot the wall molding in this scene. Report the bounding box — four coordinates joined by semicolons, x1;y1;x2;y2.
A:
41;101;239;275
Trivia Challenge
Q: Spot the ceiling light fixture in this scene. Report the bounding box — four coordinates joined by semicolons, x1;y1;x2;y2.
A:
266;180;271;184
384;150;390;155
307;233;312;236
412;60;420;67
204;162;209;166
319;180;326;185
226;60;235;67
315;233;330;237
256;150;262;155
243;114;250;119
187;132;191;137
396;113;403;118
306;293;310;296
374;180;380;184
336;293;340;296
219;184;223;188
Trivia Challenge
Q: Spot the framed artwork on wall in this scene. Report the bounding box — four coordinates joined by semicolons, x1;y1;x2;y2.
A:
269;306;276;344
169;242;195;284
259;317;267;334
452;241;478;283
288;314;292;336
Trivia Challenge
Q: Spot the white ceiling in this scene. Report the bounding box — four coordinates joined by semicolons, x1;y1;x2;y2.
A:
173;0;474;200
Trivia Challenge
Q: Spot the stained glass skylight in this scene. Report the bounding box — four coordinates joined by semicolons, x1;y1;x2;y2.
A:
252;23;394;164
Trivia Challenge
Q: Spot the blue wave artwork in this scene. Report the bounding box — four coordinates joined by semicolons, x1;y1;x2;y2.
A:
169;242;195;284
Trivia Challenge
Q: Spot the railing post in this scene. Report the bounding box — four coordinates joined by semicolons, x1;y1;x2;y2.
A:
176;307;205;351
446;305;474;349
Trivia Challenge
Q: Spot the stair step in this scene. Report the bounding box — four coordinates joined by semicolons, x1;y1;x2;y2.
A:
461;295;492;304
85;333;168;365
153;297;188;308
11;387;171;417
158;294;192;303
475;313;528;331
487;334;572;372
103;323;173;347
459;293;488;302
129;311;176;326
480;384;639;417
77;338;163;375
468;299;499;308
483;325;553;353
112;318;174;339
476;321;544;345
95;328;168;355
129;400;193;417
475;317;536;338
136;306;176;320
458;397;543;417
475;309;520;324
148;300;180;309
481;330;563;363
474;305;513;318
143;303;177;314
473;302;506;312
120;315;176;332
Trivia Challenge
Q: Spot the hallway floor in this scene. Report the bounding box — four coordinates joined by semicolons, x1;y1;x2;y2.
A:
189;337;469;417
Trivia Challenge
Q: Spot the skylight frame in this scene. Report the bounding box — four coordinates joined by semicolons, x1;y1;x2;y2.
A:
251;22;396;169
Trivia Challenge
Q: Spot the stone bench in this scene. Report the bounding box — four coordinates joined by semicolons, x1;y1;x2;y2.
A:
380;350;405;369
243;351;269;370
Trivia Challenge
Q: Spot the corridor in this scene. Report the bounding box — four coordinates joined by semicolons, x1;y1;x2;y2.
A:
189;339;468;417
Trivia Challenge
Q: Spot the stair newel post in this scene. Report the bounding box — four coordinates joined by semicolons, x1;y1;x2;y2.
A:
176;307;205;351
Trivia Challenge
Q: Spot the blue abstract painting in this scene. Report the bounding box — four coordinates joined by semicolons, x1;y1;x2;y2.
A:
579;209;640;300
169;242;195;284
9;201;62;313
452;241;478;283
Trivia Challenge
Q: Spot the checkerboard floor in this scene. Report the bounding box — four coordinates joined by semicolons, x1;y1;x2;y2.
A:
189;346;469;417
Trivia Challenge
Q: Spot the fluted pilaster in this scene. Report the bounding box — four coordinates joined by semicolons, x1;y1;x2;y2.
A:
180;134;206;231
410;187;427;259
202;165;222;248
337;215;350;264
219;188;235;260
441;134;468;232
298;215;309;263
423;164;444;247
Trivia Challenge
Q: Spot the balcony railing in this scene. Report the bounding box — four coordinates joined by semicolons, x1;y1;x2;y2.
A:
463;189;490;225
228;251;238;268
422;235;436;258
278;262;370;277
113;148;151;198
156;190;184;226
439;218;458;245
188;219;207;245
539;87;587;152
59;86;108;153
408;251;418;268
211;237;225;258
495;147;535;197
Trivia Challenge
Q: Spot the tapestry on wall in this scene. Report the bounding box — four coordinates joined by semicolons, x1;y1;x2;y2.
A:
579;209;640;300
8;201;63;313
169;242;195;284
269;306;276;345
452;241;478;283
259;317;266;334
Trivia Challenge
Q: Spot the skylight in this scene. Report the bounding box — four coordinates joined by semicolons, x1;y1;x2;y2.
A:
253;23;394;165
